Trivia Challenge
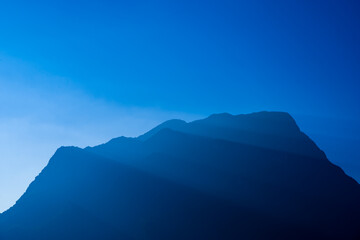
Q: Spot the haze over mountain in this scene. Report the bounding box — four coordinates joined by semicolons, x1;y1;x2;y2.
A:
0;112;359;239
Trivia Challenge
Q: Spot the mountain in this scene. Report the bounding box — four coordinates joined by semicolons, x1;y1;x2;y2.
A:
0;111;359;239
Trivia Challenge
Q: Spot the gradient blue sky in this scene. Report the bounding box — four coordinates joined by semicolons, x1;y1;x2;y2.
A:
0;0;360;212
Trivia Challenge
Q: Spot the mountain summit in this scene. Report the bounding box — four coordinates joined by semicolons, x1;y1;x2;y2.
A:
1;112;359;239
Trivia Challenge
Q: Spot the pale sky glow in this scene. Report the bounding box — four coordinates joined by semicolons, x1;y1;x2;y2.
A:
0;56;201;212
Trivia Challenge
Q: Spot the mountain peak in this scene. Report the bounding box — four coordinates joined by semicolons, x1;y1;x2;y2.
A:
204;111;299;134
207;112;234;119
138;119;187;141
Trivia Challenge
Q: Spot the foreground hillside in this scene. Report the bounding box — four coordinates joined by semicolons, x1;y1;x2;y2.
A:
1;112;359;239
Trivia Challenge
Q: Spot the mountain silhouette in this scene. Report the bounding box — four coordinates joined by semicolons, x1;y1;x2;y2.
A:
0;111;359;239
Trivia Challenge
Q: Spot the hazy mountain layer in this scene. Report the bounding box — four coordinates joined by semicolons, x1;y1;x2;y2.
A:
1;112;359;239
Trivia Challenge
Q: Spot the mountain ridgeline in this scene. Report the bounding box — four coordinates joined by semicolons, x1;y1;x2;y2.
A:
0;112;359;239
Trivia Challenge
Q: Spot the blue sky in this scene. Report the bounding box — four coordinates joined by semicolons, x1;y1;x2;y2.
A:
0;0;360;212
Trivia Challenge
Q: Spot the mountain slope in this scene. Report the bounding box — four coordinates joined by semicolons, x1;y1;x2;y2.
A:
1;112;359;239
